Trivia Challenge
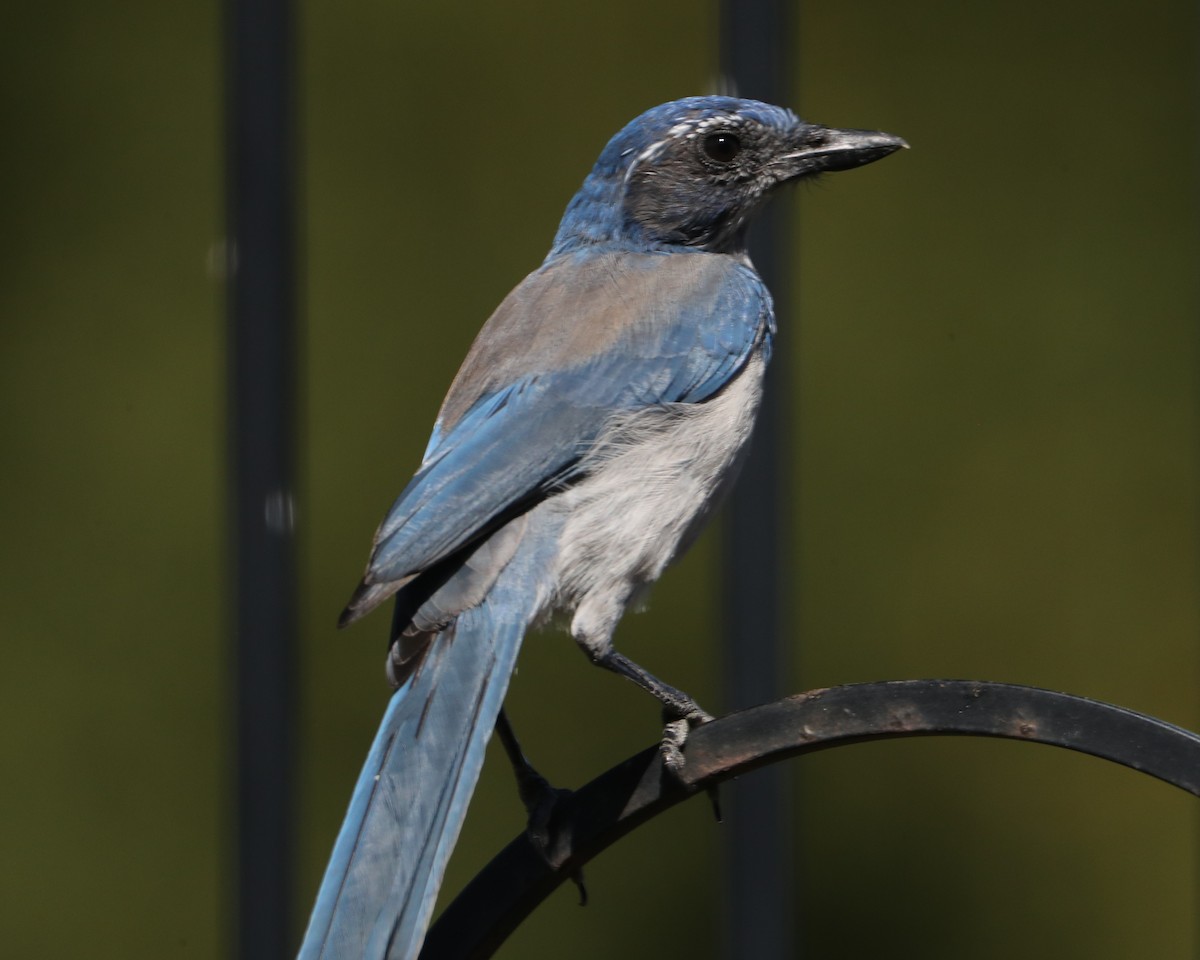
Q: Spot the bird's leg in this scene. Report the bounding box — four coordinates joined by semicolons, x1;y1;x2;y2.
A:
493;708;564;849
493;709;587;905
587;648;714;776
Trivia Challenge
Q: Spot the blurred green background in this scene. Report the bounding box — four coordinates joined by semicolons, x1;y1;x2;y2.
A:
2;0;1196;957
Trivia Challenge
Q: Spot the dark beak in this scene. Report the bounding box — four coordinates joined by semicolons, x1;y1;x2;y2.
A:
777;125;908;178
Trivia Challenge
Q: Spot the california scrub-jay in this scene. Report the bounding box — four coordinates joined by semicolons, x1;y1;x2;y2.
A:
300;96;905;959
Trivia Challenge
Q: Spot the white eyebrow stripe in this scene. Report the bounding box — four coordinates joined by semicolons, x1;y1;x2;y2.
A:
620;113;742;185
623;137;670;184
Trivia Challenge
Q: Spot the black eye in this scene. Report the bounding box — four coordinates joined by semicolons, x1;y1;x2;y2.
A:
702;132;741;163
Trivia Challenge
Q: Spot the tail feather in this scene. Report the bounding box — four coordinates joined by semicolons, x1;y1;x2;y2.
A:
298;592;531;959
339;577;409;628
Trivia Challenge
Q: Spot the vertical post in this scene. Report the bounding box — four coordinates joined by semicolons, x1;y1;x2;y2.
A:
226;0;298;955
718;1;797;958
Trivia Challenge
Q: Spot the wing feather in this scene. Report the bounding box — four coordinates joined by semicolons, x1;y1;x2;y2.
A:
350;249;771;609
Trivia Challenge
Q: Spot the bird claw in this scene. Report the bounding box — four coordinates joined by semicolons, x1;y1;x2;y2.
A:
520;776;588;905
661;717;691;774
495;709;588;904
520;770;571;855
659;702;713;778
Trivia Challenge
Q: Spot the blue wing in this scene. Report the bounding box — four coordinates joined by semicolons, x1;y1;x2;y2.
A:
343;248;772;621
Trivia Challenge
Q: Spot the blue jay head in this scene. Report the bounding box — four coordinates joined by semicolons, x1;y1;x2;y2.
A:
552;96;906;255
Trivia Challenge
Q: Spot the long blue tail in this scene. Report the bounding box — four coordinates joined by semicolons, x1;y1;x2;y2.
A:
298;584;533;959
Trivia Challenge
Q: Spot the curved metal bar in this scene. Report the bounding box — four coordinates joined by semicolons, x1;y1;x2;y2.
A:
421;679;1200;959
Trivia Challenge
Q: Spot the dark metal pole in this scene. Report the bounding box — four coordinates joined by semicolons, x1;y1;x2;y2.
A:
226;0;298;954
718;1;797;958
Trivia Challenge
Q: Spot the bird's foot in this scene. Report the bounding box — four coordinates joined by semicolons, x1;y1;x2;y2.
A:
515;765;587;905
660;703;722;822
585;648;714;789
659;699;713;778
516;763;570;855
495;710;587;904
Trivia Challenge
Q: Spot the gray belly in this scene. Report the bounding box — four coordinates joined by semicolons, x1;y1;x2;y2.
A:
548;351;766;645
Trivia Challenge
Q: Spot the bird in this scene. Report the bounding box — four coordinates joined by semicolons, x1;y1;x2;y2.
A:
299;95;905;960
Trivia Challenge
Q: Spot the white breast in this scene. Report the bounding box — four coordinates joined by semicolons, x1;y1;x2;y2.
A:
548;351;766;647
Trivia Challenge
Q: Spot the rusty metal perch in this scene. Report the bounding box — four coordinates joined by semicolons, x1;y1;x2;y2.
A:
421;679;1200;959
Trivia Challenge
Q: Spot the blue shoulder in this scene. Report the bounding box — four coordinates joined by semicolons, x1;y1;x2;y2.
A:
365;249;772;585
